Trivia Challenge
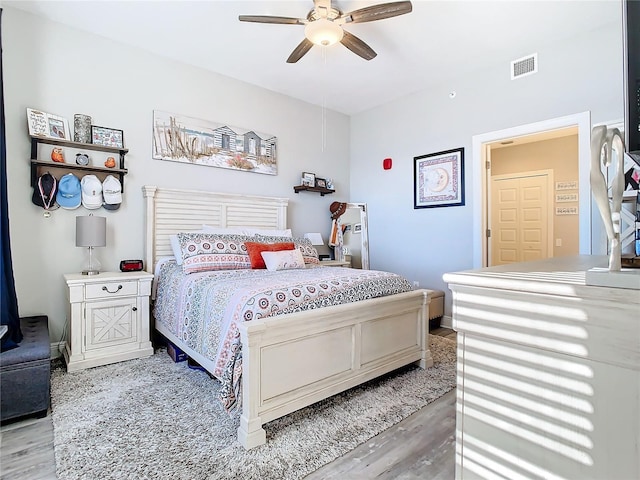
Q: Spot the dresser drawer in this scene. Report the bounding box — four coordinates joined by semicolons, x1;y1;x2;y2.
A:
85;280;138;299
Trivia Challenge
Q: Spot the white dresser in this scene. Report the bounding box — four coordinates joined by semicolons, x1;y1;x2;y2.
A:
63;271;154;372
444;256;639;480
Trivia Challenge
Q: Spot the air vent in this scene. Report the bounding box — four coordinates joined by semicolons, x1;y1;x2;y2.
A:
511;53;538;80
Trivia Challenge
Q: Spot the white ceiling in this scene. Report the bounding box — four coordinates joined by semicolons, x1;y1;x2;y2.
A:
6;0;621;115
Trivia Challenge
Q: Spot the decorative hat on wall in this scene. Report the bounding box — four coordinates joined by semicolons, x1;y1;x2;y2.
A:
81;175;103;210
32;172;58;210
56;173;81;210
102;175;122;211
329;201;347;219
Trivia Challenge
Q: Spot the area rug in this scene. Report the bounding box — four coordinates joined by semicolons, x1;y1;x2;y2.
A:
51;335;456;480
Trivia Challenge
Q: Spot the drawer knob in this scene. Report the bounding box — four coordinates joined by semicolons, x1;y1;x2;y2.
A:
102;284;123;294
132;307;138;312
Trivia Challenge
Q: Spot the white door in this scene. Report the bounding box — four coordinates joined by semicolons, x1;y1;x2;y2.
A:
490;171;553;266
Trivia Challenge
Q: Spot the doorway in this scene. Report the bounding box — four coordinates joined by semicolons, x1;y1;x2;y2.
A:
471;112;592;268
490;170;554;265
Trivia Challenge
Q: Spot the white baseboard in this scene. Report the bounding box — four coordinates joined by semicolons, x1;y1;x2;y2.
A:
50;341;65;359
440;314;453;329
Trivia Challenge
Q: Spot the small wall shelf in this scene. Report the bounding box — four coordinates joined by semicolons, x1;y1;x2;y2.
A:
30;135;128;192
293;185;335;196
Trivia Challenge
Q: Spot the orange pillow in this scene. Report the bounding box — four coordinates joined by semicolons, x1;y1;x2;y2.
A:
244;242;295;269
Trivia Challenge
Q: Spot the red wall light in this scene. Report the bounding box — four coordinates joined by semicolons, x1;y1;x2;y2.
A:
383;158;392;170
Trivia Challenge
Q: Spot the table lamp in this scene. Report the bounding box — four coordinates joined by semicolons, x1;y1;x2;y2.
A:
304;232;324;246
76;214;106;275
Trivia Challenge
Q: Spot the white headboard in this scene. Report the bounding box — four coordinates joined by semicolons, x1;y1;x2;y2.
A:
142;186;289;272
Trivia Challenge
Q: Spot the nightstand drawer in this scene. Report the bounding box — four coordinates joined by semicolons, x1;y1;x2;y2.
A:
85;280;138;299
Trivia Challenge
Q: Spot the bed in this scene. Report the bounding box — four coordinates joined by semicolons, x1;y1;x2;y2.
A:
143;186;435;449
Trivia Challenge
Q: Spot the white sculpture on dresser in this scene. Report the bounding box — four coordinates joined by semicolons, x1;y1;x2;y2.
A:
590;125;626;271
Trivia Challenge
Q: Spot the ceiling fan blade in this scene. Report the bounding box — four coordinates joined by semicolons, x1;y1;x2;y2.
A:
341;1;412;24
287;38;314;63
340;31;377;61
239;15;305;25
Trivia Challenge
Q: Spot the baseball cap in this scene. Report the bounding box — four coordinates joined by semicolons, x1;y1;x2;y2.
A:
81;175;103;210
56;173;81;210
102;175;122;211
32;172;58;210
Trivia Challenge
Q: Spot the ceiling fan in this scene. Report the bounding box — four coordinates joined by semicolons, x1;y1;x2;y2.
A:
239;0;412;63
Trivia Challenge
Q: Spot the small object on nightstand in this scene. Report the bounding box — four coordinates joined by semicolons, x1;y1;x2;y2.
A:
76;214;106;275
120;259;143;272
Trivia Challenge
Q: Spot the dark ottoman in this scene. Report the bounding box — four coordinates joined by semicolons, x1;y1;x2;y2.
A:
1;316;51;423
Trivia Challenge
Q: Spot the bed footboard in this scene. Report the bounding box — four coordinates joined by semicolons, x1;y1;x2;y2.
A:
237;288;433;449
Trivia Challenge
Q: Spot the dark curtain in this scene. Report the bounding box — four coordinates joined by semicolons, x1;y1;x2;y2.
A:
0;8;22;351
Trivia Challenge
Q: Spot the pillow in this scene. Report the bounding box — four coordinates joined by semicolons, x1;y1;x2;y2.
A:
255;235;320;265
176;232;254;273
244;241;295;269
202;225;292;237
261;249;306;271
169;230;206;265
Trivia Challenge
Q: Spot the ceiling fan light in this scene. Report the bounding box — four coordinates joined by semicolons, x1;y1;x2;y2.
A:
304;19;343;46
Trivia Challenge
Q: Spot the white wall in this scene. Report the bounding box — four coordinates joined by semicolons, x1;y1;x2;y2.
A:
3;7;350;344
2;5;628;339
350;20;625;320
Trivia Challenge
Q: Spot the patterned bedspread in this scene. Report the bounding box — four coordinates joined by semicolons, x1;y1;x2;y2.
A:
153;260;413;411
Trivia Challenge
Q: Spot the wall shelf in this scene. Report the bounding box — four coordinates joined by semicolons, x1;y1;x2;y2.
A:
293;185;335;196
30;135;128;192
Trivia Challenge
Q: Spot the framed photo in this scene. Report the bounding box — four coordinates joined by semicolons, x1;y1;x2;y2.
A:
302;172;315;187
315;177;327;188
91;125;124;148
26;108;70;140
414;147;465;209
353;223;362;233
47;114;70;140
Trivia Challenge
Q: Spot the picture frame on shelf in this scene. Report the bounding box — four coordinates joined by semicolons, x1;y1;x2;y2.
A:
91;125;124;148
26;109;48;137
47;114;71;140
26;108;71;140
302;172;315;187
414;147;465;209
315;177;327;188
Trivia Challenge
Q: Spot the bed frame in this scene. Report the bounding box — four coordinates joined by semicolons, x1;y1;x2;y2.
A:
143;186;434;449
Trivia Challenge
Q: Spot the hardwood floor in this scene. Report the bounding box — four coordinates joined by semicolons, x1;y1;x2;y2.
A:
0;415;57;480
0;328;457;480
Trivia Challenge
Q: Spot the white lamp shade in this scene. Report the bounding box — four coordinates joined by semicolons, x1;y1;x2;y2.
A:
76;215;106;247
304;232;325;246
304;19;344;46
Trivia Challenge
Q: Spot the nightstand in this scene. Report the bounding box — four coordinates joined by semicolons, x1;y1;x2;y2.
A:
320;260;351;267
63;271;154;372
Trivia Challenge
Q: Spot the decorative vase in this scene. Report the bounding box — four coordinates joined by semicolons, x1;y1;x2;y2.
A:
74;114;92;143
